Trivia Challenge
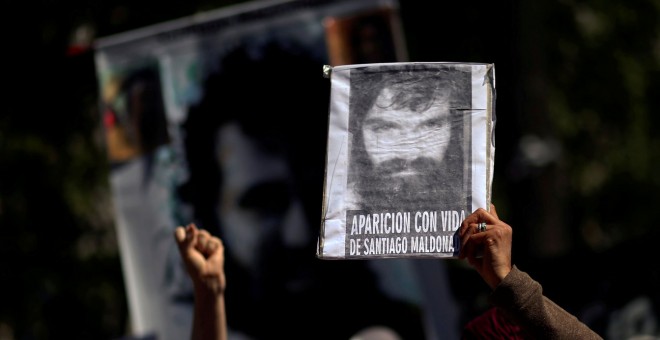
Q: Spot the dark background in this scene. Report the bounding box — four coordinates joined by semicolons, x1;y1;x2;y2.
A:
2;0;659;339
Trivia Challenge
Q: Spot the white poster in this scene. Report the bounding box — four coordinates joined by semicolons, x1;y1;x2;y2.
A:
318;62;496;259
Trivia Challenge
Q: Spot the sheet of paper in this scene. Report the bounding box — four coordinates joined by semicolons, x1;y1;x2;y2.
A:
318;62;496;259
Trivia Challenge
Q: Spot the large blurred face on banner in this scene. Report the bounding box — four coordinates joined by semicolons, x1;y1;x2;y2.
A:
215;122;311;279
179;41;330;316
179;41;429;339
95;2;429;339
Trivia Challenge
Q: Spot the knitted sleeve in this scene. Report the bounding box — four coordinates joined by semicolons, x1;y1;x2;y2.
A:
489;266;603;340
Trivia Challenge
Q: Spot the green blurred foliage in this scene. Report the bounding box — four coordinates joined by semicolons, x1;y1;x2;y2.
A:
534;0;660;251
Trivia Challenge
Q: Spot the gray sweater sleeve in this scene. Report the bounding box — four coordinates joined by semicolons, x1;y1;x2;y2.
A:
489;265;603;340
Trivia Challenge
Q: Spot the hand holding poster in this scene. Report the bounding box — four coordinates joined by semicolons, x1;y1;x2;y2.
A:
318;62;496;259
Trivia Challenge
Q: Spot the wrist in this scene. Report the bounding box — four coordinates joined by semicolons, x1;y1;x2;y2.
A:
193;280;225;299
491;265;512;289
485;265;512;290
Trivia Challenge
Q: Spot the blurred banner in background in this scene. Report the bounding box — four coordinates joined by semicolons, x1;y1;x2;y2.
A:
94;0;463;339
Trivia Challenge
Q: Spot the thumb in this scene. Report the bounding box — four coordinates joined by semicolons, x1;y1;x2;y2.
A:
175;226;186;243
490;203;499;219
174;223;198;255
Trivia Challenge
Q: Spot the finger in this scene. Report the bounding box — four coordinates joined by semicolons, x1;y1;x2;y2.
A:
207;237;225;260
216;237;224;253
459;231;488;259
470;222;489;233
475;208;498;224
185;222;198;236
204;236;223;255
195;229;210;250
460;207;498;239
459;217;471;239
459;224;482;258
206;238;218;252
490;203;499;219
175;224;196;251
184;223;200;252
463;220;498;249
197;229;223;257
459;230;476;259
460;209;482;238
461;222;485;250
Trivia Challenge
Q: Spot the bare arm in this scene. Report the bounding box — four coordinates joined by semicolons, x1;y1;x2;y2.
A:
174;223;227;340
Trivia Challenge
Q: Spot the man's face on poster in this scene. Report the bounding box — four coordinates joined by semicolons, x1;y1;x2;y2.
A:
215;122;312;291
359;86;452;209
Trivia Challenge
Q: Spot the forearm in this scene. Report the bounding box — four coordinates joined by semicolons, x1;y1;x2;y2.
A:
192;288;227;340
489;266;602;340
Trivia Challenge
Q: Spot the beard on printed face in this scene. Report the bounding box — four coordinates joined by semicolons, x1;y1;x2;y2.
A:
356;156;448;212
